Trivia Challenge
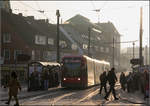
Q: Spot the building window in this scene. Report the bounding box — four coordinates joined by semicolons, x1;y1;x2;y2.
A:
100;47;104;52
82;34;88;39
43;51;51;61
72;44;77;50
48;38;54;45
3;33;11;43
83;44;88;49
95;46;98;51
14;50;22;60
59;40;67;48
35;35;46;45
4;49;10;60
106;47;109;53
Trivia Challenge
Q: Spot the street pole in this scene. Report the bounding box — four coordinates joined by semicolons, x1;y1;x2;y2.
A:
149;31;150;65
88;27;91;57
139;7;143;66
113;37;114;68
56;10;60;63
145;45;148;65
133;42;135;59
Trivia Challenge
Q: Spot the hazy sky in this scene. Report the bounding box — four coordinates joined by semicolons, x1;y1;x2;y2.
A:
10;1;149;49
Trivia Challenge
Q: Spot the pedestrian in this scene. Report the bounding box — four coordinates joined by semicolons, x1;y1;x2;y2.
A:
41;69;45;90
99;71;107;95
5;71;21;106
33;70;39;90
29;72;34;91
144;70;149;100
44;69;49;90
104;67;119;100
126;72;133;93
119;72;126;91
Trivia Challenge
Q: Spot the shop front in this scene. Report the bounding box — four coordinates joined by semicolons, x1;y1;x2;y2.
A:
1;64;28;87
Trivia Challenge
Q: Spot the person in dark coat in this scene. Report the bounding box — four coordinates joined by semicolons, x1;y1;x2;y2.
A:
119;72;126;91
5;71;21;106
126;72;133;93
99;71;107;94
44;70;49;90
104;67;119;100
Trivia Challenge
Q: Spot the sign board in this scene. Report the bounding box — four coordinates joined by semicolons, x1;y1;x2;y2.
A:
130;58;140;65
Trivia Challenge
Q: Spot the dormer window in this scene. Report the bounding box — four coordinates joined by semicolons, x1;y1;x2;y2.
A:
83;44;88;49
14;50;22;60
3;33;11;43
35;35;46;45
4;49;10;60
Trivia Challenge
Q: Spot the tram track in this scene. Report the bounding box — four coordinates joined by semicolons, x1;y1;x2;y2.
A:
21;85;99;105
71;88;99;105
50;86;99;105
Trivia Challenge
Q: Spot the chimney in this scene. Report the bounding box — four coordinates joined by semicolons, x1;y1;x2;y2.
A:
18;13;23;17
9;9;12;13
46;19;49;23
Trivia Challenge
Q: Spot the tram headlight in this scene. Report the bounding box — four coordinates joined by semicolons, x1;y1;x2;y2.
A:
77;78;80;80
63;78;66;80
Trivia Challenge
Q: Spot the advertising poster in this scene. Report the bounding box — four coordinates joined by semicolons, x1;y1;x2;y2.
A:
29;66;34;76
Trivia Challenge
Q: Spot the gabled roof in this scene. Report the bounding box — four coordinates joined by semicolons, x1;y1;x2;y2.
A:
66;14;90;23
64;14;103;46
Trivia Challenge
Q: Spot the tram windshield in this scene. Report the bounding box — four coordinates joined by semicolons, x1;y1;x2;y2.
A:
63;57;81;77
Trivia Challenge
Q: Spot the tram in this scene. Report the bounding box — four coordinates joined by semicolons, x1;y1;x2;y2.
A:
61;55;110;88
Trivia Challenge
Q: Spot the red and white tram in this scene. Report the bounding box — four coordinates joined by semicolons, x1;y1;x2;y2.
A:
61;55;110;88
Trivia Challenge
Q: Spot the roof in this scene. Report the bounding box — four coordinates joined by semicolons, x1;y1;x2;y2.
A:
66;14;90;23
64;15;103;46
2;10;36;46
2;10;72;50
29;61;60;66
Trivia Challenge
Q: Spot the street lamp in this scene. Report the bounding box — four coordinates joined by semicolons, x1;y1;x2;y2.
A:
133;42;135;59
113;36;115;68
56;10;60;63
88;27;91;57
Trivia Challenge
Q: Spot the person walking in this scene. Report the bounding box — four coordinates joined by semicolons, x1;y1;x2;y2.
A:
99;71;107;95
119;72;126;91
5;71;21;106
104;67;119;100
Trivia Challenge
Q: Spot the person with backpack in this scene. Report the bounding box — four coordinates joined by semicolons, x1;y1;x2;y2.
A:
104;67;119;100
99;71;107;95
5;71;21;106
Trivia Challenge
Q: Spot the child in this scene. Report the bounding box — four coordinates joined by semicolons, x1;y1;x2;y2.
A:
5;71;21;106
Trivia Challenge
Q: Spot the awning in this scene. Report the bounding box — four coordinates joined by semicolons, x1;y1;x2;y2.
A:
29;61;60;67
